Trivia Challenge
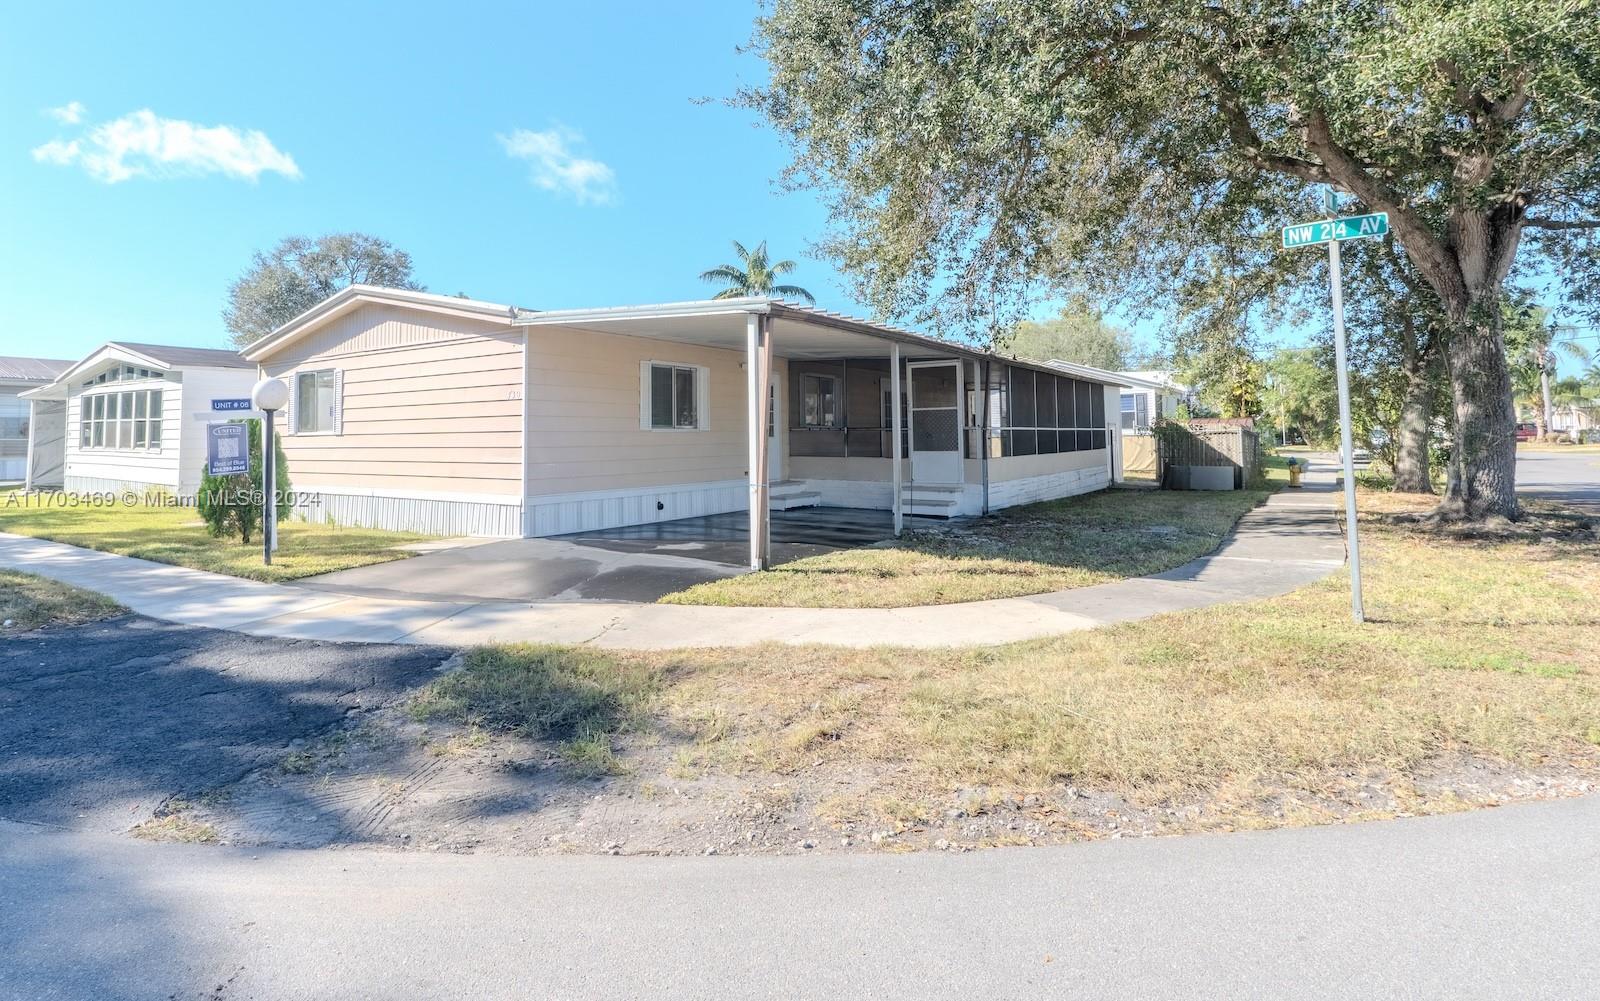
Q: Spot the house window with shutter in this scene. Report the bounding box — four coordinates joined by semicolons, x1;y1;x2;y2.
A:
295;370;340;434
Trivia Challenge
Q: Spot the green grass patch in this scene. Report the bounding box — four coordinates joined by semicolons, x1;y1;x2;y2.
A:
662;460;1287;608
450;489;1600;822
0;569;124;633
410;645;662;774
1;488;428;581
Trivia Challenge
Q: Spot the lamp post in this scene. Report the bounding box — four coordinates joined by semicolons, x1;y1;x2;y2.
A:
252;377;290;565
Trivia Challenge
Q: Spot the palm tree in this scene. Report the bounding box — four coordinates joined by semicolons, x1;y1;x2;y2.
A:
699;240;815;304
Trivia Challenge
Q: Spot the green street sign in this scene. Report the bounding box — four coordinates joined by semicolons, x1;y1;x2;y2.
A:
1281;212;1390;249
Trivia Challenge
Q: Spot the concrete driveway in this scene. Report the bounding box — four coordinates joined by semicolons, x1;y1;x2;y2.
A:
0;615;448;832
299;507;905;604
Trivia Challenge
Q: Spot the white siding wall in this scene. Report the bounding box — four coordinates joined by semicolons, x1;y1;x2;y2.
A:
176;368;261;493
60;367;257;495
63;372;184;493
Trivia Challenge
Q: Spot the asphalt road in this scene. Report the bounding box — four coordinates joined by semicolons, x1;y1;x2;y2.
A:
0;615;448;831
1517;447;1600;513
3;793;1597;1000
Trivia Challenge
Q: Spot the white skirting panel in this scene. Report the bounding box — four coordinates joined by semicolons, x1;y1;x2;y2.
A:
989;465;1109;509
294;490;523;538
525;479;748;537
63;474;176;497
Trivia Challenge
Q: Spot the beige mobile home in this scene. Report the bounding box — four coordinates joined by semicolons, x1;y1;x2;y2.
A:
244;286;1126;567
22;342;256;496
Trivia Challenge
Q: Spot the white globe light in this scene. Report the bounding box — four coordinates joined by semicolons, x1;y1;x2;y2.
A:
252;377;290;412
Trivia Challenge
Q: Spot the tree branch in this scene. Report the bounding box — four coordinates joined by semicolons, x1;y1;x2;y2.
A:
1199;63;1330;183
1300;109;1465;304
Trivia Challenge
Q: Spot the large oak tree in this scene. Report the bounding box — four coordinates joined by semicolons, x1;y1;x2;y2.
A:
745;0;1600;518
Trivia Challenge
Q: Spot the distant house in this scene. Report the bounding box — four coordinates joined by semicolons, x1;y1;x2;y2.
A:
1112;370;1191;433
242;286;1129;558
21;342;255;496
1;356;72;486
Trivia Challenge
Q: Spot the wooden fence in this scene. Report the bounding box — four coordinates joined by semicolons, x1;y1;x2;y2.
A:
1155;422;1263;489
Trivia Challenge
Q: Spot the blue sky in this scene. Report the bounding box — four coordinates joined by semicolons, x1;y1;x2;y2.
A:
1;2;1592;377
0;1;855;360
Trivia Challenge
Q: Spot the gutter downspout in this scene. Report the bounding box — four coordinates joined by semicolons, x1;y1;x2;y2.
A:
890;342;903;536
520;329;532;537
22;398;37;493
980;359;991;516
746;313;771;569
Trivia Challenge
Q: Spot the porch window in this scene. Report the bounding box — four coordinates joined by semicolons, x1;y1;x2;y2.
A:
78;389;162;451
801;374;840;428
644;362;706;431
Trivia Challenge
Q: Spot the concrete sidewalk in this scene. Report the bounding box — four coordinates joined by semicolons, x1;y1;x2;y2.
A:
0;465;1342;650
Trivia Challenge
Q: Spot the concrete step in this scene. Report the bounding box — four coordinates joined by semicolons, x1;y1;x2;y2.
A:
768;479;821;510
770;490;822;510
900;483;963;518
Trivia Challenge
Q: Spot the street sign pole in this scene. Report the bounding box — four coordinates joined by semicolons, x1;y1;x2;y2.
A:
1325;210;1364;623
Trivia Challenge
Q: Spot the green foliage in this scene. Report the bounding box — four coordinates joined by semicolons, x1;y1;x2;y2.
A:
1186;344;1265;419
745;0;1600;333
224;233;423;347
1001;301;1137;368
197;420;291;545
1262;346;1341;447
699;239;815;304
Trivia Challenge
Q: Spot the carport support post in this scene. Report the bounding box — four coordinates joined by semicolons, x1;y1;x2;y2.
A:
891;342;904;536
746;312;770;571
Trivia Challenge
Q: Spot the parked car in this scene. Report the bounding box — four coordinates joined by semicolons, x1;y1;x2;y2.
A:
1340;443;1372;465
1515;423;1538;442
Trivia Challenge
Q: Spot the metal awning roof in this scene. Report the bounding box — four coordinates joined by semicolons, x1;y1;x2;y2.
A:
513;298;1130;386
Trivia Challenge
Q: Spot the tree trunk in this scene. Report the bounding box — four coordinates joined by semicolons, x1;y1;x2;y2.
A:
1439;316;1519;519
1392;366;1433;493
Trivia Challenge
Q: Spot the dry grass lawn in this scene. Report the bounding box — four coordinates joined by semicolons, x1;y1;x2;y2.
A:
662;461;1286;608
1;488;427;581
415;490;1600;843
0;569;124;633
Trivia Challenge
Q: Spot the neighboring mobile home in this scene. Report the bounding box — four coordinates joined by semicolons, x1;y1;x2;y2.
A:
1;356;72;486
21;342;256;496
1110;370;1192;432
244;286;1127;567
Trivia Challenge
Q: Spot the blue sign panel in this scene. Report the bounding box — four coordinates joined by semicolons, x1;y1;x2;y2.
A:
212;398;253;412
206;422;250;476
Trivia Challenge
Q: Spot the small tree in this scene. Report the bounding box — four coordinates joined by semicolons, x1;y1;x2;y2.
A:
198;420;290;544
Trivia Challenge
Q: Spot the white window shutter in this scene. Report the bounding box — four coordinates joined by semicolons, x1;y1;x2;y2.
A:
639;360;652;430
697;365;711;430
333;369;344;435
284;373;297;435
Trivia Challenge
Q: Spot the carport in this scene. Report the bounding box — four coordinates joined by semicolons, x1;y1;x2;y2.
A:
297;506;915;604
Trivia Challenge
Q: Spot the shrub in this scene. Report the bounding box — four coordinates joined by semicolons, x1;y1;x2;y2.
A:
197;420;291;544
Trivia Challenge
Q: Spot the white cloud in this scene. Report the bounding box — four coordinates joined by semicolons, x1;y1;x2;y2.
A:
498;125;617;205
31;108;301;183
46;101;86;125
